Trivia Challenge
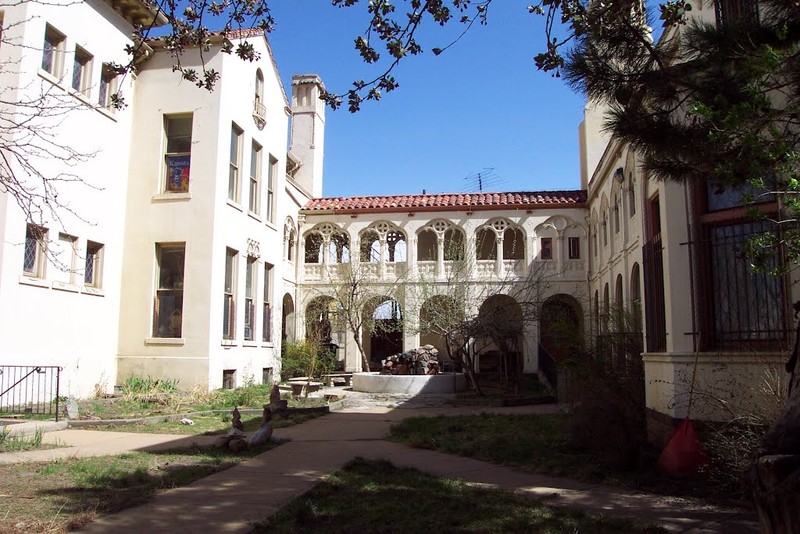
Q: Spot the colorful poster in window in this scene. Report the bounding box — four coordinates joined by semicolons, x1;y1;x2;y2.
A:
166;155;191;192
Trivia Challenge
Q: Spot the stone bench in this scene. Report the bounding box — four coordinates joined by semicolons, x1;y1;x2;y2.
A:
288;380;322;397
321;373;354;387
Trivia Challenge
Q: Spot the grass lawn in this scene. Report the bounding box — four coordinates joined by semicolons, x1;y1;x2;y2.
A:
0;443;274;532
388;414;719;500
255;458;665;533
74;411;321;436
76;383;330;420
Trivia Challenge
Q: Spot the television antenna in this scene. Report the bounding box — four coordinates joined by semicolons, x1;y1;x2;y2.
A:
462;167;504;192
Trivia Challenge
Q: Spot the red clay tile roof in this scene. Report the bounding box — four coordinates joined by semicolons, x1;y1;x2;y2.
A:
302;190;587;214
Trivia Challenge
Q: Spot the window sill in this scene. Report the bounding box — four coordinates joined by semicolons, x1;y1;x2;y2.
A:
95;105;117;121
221;339;238;347
146;337;185;346
153;192;192;202
82;286;105;297
52;281;80;293
38;69;65;89
227;200;243;212
18;275;49;288
262;342;274;348
265;220;277;231
243;340;258;347
247;211;262;222
68;87;93;106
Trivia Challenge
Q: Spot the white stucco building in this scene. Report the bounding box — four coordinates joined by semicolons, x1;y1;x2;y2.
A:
0;0;792;442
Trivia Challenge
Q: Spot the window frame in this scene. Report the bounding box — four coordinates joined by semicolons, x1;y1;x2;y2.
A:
97;63;118;109
23;224;48;278
153;243;185;338
568;236;581;259
84;241;104;288
266;154;277;223
55;232;78;285
249;142;262;215
263;262;273;342
244;256;257;341
41;24;66;78
228;123;243;203
540;237;553;260
163;115;193;193
72;45;93;96
223;247;238;340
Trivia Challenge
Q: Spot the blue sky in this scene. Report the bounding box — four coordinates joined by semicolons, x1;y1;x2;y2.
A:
264;1;587;198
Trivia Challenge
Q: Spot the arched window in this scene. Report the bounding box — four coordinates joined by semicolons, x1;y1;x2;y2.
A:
253;69;266;129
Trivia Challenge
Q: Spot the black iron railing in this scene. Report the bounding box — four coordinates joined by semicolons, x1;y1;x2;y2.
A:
0;365;62;421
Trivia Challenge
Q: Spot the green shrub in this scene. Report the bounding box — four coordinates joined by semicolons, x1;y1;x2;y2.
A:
281;340;336;379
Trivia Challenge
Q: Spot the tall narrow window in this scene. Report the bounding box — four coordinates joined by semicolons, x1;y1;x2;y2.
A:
263;262;273;342
54;233;78;284
42;25;65;78
629;182;636;217
164;115;192;192
97;63;117;109
85;241;103;288
540;238;553;260
266;155;277;223
223;248;238;340
249;142;262;214
23;225;47;278
253;69;266;129
228;123;243;202
244;257;257;341
613;201;620;234
568;237;580;259
153;244;185;338
72;46;92;95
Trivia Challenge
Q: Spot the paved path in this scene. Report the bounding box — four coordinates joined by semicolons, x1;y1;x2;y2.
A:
2;396;759;533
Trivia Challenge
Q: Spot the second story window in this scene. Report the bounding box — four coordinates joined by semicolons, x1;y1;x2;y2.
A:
568;237;581;259
249;142;261;215
541;238;553;260
97;63;118;109
42;24;66;78
266;155;277;223
164;115;192;193
716;0;759;29
229;123;243;203
23;224;47;278
85;241;104;288
72;46;92;96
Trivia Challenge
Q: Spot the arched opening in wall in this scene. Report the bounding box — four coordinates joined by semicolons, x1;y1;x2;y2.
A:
594;290;600;335
326;233;350;263
360;230;380;263
304;232;324;263
306;295;344;369
630;263;642;333
362;297;403;369
603;283;610;333
539;294;583;389
386;230;407;262
475;228;497;260
503;227;525;260
420;295;463;371
475;295;523;381
443;228;465;261
417;228;437;261
287;228;296;262
281;293;295;342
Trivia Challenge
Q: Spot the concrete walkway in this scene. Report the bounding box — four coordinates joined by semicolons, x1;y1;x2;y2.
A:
2;399;759;533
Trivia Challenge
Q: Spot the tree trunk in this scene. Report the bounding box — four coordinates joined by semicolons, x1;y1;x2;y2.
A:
352;332;370;372
750;316;800;533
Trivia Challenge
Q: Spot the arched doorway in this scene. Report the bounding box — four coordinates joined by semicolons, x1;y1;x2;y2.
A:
539;294;583;391
362;297;403;369
475;295;523;379
281;293;295;341
540;294;583;361
419;295;463;371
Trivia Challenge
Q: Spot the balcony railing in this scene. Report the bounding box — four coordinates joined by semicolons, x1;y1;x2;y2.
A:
252;100;266;128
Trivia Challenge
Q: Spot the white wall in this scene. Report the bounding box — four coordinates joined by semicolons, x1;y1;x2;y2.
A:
0;0;139;397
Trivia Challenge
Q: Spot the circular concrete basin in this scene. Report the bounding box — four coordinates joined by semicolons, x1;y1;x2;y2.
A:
352;372;467;394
